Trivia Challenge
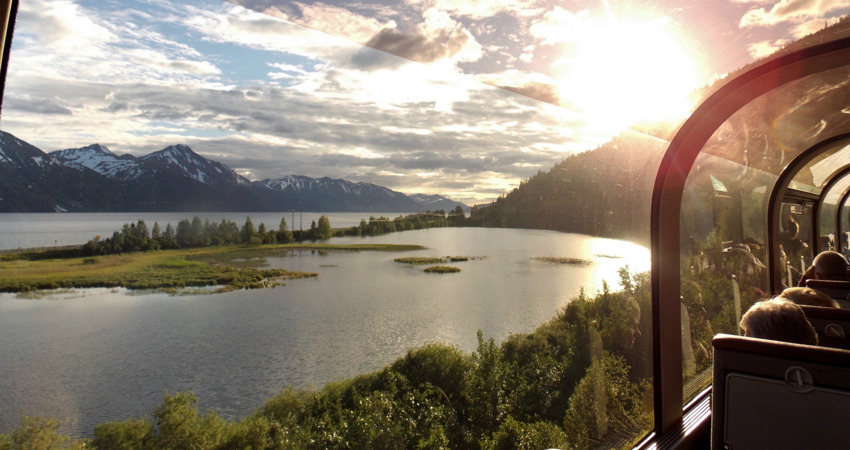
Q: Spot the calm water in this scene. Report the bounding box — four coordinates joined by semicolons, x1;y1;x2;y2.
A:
0;220;649;437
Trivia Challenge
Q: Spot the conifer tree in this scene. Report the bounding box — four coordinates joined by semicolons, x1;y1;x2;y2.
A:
241;216;256;244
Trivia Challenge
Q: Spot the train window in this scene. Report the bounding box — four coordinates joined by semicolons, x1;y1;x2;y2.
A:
819;172;850;253
653;32;850;442
679;61;850;401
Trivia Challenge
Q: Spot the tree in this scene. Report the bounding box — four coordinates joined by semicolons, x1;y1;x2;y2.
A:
176;219;192;247
241;216;256;244
449;205;465;226
162;223;178;249
190;216;207;247
316;215;332;240
562;353;643;448
308;220;318;241
278;217;293;243
0;415;86;449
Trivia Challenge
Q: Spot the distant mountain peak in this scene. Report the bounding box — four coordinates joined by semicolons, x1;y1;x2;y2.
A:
140;144;249;186
49;143;141;180
409;193;470;212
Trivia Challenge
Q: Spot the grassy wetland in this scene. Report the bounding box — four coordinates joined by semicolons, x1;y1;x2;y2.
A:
0;243;425;293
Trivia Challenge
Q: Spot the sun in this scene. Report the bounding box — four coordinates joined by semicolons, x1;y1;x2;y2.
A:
555;17;703;132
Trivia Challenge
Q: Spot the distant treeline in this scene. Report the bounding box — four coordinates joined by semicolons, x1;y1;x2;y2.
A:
80;206;468;256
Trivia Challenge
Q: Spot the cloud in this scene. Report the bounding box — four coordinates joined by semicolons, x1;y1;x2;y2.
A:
424;0;541;20
739;0;849;27
354;7;482;68
746;39;791;58
357;27;465;65
12;0;223;87
473;70;562;106
4;96;73;115
289;1;394;43
529;7;593;45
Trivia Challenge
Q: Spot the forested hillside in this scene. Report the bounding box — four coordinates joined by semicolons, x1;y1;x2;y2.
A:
468;129;670;246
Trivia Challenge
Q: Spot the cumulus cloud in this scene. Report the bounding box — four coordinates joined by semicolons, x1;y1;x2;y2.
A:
353;7;482;69
356;26;470;65
746;39;790;58
740;0;848;27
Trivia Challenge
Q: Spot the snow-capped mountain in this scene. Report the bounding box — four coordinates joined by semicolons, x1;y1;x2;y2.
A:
255;175;423;212
0;131;63;170
49;144;142;180
408;193;470;212
0;132;121;212
49;143;249;186
140;145;250;186
0;130;468;213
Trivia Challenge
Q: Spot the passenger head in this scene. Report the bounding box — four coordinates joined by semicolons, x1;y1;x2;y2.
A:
740;299;817;346
779;287;839;308
812;251;848;280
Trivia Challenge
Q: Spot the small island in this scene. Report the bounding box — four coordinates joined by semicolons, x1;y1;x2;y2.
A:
423;265;461;273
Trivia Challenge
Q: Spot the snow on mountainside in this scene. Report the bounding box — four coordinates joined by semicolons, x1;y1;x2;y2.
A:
49;144;142;180
257;175;406;198
141;145;249;186
0;131;62;169
409;193;470;212
49;142;250;186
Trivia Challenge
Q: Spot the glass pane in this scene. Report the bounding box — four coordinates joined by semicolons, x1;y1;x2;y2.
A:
819;174;850;253
679;61;850;405
680;151;774;403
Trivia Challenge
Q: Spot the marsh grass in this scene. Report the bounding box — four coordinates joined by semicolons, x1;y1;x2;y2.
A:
395;255;480;265
423;266;461;273
0;243;423;293
395;257;447;265
533;256;593;265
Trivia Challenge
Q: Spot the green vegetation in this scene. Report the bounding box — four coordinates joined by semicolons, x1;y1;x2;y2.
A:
395;257;447;265
1;267;653;449
424;265;461;273
534;256;593;265
0;244;424;294
395;256;477;265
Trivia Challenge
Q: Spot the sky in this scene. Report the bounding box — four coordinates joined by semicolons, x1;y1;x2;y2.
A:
2;0;849;205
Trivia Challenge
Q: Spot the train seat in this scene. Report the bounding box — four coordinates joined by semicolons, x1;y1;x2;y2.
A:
711;334;850;450
804;279;850;308
800;305;850;349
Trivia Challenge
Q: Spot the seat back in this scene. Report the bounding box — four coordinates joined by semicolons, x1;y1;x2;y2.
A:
800;305;850;349
711;334;850;450
805;279;850;308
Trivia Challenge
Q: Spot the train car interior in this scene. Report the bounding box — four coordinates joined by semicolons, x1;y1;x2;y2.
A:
645;35;850;448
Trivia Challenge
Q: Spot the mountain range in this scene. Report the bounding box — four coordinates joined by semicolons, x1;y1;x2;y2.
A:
0;131;468;213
